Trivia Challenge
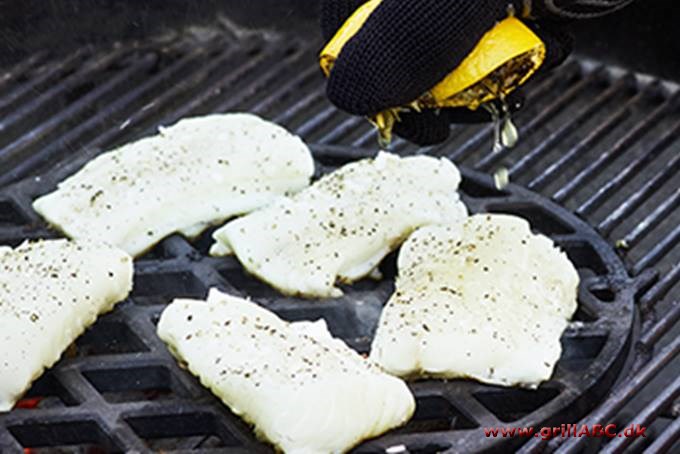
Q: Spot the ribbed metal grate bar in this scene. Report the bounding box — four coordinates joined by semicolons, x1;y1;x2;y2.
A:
598;151;680;236
638;301;680;350
634;224;680;275
552;91;676;203
0;51;49;92
576;115;680;217
444;62;582;163
643;415;680;453
0;49;87;112
0;49;127;139
526;85;648;192
509;76;632;177
640;263;680;310
0;46;211;187
0;54;157;168
552;336;680;453
249;64;320;115
474;67;604;171
600;375;680;453
622;189;680;249
154;42;287;127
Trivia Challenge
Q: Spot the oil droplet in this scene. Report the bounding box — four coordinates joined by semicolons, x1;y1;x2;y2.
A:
484;97;520;153
377;133;391;151
482;103;504;153
615;239;630;250
494;167;510;190
501;117;518;148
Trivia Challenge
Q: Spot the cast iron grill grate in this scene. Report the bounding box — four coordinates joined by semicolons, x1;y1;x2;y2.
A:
0;163;642;454
0;25;677;453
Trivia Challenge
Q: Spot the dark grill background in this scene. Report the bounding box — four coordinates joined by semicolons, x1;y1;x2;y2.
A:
0;2;678;453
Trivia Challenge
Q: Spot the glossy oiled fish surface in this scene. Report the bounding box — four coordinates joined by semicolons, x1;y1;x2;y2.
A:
211;151;467;298
33;113;314;257
0;240;133;411
371;214;579;388
157;289;415;454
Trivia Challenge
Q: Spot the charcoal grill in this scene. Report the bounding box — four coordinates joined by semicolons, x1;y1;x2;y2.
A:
0;1;678;453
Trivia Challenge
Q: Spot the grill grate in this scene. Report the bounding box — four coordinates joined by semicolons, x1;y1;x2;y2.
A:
0;163;644;453
0;25;678;453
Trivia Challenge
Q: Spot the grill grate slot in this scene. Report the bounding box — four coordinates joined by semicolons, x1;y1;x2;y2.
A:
404;395;480;432
559;335;609;371
124;412;243;450
0;200;26;226
9;420;123;452
474;388;561;423
76;318;150;355
82;366;183;403
18;373;80;409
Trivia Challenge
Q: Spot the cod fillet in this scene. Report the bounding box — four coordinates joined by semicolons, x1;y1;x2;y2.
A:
371;214;579;387
210;151;467;298
33;113;314;257
0;239;133;411
157;288;415;454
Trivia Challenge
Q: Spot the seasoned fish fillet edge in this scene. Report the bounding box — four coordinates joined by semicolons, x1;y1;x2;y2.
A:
0;239;133;411
370;214;579;388
157;288;415;454
210;151;468;298
33;113;314;257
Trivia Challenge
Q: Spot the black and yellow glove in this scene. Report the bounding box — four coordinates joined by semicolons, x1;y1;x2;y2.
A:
320;0;633;146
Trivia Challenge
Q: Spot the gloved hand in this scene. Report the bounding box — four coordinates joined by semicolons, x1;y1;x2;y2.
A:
321;0;632;146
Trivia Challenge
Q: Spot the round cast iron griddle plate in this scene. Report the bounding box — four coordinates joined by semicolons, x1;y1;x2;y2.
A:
197;148;639;453
233;149;637;454
0;147;640;454
352;166;638;454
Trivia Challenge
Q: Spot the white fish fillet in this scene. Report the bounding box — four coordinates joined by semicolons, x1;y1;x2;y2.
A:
210;151;467;298
157;288;415;454
33;113;315;257
0;240;133;411
371;214;579;388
